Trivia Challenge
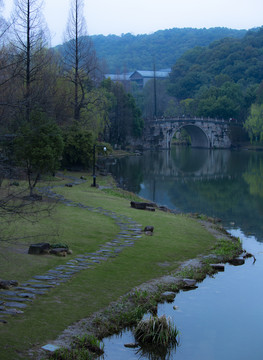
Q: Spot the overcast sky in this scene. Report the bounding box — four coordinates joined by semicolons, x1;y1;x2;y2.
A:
2;0;263;46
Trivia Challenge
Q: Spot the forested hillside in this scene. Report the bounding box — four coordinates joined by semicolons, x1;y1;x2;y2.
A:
169;27;263;99
57;27;247;73
167;27;263;141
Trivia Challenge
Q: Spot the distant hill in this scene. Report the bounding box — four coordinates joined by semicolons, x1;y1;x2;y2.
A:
56;27;247;73
168;27;263;99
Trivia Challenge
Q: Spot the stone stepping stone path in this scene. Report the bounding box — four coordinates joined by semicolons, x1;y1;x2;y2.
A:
0;175;143;322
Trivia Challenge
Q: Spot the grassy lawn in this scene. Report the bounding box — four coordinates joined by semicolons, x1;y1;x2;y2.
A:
0;172;218;359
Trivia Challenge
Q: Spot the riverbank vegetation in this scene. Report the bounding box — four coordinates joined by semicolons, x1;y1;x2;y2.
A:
0;172;242;359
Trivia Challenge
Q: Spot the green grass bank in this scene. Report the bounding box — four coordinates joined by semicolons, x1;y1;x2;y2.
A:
0;172;242;359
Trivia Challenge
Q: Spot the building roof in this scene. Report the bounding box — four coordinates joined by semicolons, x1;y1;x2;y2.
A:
104;69;171;84
105;73;132;81
130;70;170;79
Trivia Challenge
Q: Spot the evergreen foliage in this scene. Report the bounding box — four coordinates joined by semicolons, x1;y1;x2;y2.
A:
62;122;94;169
14;110;64;195
167;27;263;123
87;28;246;72
169;28;263;100
101;79;144;146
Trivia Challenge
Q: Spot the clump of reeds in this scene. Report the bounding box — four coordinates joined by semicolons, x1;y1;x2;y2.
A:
72;334;104;356
134;315;179;347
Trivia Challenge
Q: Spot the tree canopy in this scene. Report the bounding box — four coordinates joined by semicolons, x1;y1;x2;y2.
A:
57;27;247;73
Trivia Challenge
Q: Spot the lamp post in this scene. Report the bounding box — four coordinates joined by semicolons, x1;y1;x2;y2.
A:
92;144;107;187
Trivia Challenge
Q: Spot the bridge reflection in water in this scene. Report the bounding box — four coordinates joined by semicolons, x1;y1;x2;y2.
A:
106;146;263;243
139;147;231;179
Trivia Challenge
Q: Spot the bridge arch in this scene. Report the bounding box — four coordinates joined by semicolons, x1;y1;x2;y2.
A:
170;124;210;148
142;117;232;149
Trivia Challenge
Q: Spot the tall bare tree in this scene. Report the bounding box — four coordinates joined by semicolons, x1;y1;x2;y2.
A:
11;0;49;120
0;0;10;41
63;0;98;121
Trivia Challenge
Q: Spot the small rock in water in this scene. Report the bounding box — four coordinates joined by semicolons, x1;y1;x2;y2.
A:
229;257;245;266
124;343;139;348
161;291;176;302
183;279;197;287
210;263;225;271
182;278;198;291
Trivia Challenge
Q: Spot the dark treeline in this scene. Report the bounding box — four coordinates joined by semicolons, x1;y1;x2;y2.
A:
0;0;143;198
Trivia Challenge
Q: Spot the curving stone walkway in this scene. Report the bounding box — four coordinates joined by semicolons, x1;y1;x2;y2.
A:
0;175;143;322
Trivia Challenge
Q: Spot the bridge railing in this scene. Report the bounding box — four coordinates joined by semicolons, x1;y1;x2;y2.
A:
144;116;239;124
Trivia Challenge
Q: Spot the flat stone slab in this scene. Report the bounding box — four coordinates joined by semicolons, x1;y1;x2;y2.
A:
16;288;47;295
33;276;57;281
6;297;32;302
29;284;54;289
55;266;67;271
17;293;36;299
0;291;18;297
0;308;24;315
90;257;108;261
41;344;60;352
4;302;27;308
183;279;198;287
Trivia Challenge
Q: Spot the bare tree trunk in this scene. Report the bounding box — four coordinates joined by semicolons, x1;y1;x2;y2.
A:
26;0;31;121
63;0;99;122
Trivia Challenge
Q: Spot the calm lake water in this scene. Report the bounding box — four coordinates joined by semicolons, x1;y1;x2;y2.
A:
101;147;263;360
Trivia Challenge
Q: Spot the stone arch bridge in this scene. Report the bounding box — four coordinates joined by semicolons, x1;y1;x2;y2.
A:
142;117;232;149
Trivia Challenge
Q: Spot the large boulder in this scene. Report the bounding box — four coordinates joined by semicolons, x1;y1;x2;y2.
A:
28;243;50;255
130;201;156;211
0;280;18;290
49;248;68;256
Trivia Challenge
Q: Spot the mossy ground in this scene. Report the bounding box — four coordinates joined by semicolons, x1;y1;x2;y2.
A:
0;172;238;359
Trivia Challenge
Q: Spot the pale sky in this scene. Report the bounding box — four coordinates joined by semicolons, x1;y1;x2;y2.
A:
2;0;263;46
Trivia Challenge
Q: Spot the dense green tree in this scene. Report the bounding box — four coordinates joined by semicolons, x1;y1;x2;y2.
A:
168;28;263;121
101;79;143;146
244;103;263;142
84;28;246;73
62;122;94;169
14;110;64;196
196;82;244;119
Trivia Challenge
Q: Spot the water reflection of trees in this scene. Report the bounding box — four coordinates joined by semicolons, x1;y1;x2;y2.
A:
243;156;263;198
107;148;263;242
106;156;144;194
